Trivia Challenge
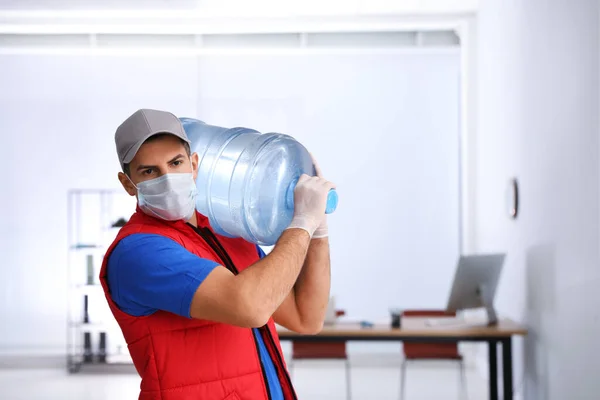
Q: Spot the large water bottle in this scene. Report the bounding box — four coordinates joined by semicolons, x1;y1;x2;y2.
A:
180;118;338;245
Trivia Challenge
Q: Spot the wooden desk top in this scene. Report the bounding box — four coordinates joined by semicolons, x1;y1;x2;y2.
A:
277;318;527;340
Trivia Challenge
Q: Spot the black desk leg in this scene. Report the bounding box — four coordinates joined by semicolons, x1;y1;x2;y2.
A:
489;340;498;400
502;338;513;400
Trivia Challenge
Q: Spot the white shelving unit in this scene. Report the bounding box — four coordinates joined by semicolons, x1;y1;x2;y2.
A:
66;189;137;373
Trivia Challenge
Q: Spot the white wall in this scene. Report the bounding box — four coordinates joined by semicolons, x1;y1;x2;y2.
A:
0;2;473;360
0;55;200;354
0;49;461;356
475;0;599;399
194;52;461;320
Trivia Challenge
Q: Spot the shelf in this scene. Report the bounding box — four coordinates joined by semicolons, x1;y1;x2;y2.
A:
106;355;133;365
70;322;122;332
75;284;103;289
71;361;135;374
70;322;112;327
69;356;134;372
69;284;104;296
67;190;134;373
70;244;103;250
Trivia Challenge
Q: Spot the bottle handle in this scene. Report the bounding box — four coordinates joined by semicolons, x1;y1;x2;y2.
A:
286;178;338;214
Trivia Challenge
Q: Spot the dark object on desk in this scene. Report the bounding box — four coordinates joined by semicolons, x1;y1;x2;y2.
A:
83;332;93;363
390;311;401;329
401;309;466;400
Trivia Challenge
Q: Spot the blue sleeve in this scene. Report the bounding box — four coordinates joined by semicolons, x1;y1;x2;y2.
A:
107;234;220;318
256;245;266;259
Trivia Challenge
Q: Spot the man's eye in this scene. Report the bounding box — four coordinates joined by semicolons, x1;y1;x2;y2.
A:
143;169;154;175
172;160;182;166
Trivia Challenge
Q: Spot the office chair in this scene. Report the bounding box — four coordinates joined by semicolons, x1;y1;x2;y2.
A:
400;310;467;400
288;311;351;400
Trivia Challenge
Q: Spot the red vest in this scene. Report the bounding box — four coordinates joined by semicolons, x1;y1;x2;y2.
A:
99;209;297;400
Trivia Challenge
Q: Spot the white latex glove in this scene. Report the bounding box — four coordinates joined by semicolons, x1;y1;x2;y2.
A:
311;154;329;239
286;172;336;238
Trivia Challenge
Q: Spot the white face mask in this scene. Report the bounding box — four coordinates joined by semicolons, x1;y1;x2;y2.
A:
130;173;198;221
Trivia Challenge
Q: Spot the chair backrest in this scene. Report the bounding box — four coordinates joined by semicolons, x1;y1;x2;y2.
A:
402;309;461;360
292;341;347;359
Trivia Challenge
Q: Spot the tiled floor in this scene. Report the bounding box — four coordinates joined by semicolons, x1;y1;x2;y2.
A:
0;356;489;400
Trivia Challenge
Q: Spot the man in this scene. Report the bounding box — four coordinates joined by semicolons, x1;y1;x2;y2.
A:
99;109;335;400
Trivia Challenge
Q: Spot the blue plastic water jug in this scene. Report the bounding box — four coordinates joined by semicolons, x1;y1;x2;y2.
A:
180;118;338;245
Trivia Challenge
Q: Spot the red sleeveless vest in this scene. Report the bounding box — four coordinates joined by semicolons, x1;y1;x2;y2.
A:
99;209;297;400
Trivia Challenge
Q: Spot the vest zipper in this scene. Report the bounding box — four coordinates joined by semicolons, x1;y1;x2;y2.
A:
186;224;277;400
198;227;239;275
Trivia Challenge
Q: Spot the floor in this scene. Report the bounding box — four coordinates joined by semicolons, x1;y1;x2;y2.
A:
0;355;489;400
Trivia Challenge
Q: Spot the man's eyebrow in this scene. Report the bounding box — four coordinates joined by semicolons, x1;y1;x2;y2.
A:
136;154;185;171
136;163;156;171
167;154;185;163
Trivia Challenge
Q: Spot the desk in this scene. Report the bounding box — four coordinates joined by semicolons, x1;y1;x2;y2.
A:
278;318;527;400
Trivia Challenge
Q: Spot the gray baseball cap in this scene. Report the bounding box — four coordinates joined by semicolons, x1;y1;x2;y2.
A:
115;109;190;169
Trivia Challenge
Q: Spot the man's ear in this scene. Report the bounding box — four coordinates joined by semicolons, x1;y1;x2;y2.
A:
191;152;199;180
118;172;137;196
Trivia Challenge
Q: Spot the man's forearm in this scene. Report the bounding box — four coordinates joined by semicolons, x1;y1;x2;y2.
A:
292;237;331;330
236;229;311;324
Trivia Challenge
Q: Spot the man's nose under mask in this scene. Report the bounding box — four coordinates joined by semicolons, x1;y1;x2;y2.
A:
129;173;198;221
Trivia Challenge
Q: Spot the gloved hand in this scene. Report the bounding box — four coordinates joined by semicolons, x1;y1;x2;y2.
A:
286;171;335;238
311;154;329;239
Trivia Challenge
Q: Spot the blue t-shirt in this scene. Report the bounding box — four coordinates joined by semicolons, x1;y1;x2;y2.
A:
107;234;283;400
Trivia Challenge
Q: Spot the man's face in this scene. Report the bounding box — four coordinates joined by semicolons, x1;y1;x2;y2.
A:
118;134;199;197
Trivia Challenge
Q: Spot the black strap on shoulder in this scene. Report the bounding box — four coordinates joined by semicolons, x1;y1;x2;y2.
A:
186;223;240;275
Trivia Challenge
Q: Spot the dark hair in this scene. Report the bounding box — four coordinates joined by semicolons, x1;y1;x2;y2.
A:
123;133;191;176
